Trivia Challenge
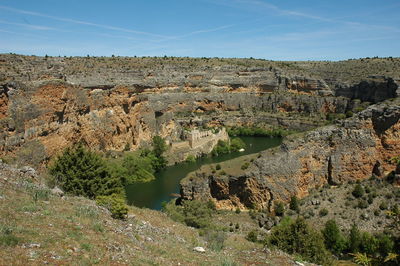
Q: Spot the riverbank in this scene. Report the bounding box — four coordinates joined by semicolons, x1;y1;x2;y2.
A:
125;136;282;209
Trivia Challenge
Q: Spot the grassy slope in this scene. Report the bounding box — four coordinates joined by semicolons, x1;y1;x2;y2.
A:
0;166;308;266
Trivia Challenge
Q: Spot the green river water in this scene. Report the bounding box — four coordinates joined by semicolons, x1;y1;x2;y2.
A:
125;136;282;210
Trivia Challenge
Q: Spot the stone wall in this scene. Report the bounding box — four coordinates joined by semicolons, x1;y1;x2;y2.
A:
165;128;229;165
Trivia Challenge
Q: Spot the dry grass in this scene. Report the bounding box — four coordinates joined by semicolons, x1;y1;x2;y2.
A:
0;169;305;265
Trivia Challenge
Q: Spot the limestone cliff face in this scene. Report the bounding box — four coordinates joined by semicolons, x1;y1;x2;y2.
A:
180;100;400;210
0;55;399;165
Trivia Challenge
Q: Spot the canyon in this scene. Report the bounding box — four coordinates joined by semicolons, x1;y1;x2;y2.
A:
1;54;399;168
0;54;399;207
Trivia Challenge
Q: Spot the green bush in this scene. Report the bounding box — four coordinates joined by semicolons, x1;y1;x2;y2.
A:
246;230;258;242
212;140;231;156
96;194;128;220
241;162;249;170
202;230;226;251
182;200;214;228
357;199;369;209
379;201;388;210
227;126;292;137
216;164;221;170
185;155;196;163
230;138;245;152
319;208;329;217
0;225;20;247
289;196;300;212
322;220;346;255
49;144;124;199
274;201;285;216
267;217;331;265
348;224;362;253
352;184;365;198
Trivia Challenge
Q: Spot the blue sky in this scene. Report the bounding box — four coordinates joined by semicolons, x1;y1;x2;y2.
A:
0;0;399;60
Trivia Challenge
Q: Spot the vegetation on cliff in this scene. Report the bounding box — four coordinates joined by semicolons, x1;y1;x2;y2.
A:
49;144;124;199
227;126;293;138
211;138;246;156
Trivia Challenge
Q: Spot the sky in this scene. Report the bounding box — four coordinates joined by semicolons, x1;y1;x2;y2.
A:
0;0;399;60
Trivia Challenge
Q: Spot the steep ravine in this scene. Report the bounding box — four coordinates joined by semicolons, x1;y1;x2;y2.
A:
180;99;400;210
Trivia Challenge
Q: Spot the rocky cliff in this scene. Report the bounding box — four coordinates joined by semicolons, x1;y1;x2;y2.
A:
180;99;400;210
0;54;399;166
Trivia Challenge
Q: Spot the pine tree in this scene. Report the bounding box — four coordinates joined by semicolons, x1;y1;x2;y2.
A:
49;144;123;199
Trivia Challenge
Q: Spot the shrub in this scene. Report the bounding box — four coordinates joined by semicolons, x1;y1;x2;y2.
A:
212;140;231;156
230;138;245;152
348;224;362;253
322;220;346;255
289;196;300;212
274;201;285;216
0;225;19;247
49;144;124;199
241;162;249;170
235;208;241;214
319;208;329;217
246;230;258;242
267;217;331;265
96;194;128;220
357;199;369;209
352;184;365;198
108;153;155;185
202;230;226;251
166;200;215;229
216;164;221;170
185;155;196;163
379;201;388;210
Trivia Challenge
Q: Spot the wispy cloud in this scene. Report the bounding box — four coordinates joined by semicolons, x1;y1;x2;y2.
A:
0;5;170;38
0;19;56;30
0;4;238;42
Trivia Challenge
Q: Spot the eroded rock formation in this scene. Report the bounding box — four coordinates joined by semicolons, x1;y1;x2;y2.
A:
180;99;400;210
0;54;398;166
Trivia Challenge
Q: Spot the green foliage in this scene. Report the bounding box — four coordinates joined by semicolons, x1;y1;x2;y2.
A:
215;164;221;170
185;155;196;163
32;187;50;202
235;208;241;214
230;138;245;152
352;184;365;198
0;225;20;247
96;194;128;220
379;201;388;210
152;135;167;157
322;220;347;255
267;217;331;265
164;200;216;229
350;252;372;266
357;199;369;209
246;230;258;242
49;144;124;199
227;126;292;137
182;200;214;228
202;230;227;251
212;140;231;156
326;113;346;121
108;153;155;184
274;201;285;216
319;208;329;217
348;224;362;253
289;196;300;212
241;162;249;170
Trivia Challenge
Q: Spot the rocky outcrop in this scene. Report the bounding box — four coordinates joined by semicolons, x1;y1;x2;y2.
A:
180;99;400;210
0;55;399;166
